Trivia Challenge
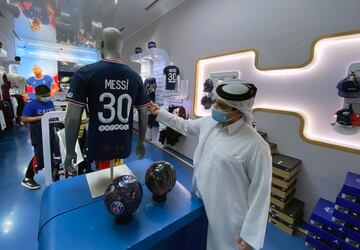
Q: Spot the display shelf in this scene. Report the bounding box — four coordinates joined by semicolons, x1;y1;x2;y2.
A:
130;48;170;64
131;48;170;105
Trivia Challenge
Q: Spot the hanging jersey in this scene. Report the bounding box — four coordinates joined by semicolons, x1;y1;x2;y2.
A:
163;65;180;90
65;60;151;161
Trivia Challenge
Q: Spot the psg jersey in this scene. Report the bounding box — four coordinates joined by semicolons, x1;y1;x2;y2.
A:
163;65;180;90
65;59;151;161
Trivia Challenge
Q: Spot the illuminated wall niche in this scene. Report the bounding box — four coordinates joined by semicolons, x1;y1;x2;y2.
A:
194;30;360;154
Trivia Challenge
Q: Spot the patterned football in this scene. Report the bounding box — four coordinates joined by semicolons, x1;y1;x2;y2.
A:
104;175;143;224
145;161;176;202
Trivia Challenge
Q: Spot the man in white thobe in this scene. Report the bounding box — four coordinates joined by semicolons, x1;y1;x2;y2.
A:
148;80;272;250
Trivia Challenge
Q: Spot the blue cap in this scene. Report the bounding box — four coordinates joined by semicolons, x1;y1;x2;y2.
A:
337;72;360;98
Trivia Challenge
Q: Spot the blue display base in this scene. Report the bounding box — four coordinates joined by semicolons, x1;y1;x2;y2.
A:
38;158;207;250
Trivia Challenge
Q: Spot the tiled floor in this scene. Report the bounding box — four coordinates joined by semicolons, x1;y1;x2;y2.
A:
0;126;308;249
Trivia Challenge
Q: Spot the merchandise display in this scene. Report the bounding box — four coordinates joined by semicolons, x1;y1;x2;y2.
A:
334;103;360;127
203;78;214;93
306;199;345;249
65;60;151;161
269;152;304;235
163;64;180;91
104;175;143;224
200;94;215;110
144;77;159;128
337;72;360;98
158;105;189;146
148;41;157;49
135;47;142;54
306;172;360;249
3;2;360;249
270;198;304;225
272;153;301;180
145;161;177;202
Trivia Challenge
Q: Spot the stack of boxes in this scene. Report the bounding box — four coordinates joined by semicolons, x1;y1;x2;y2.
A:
306;172;360;249
269;153;304;235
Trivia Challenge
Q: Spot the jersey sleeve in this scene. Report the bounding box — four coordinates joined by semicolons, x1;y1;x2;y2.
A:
22;102;35;117
134;77;151;108
65;72;87;107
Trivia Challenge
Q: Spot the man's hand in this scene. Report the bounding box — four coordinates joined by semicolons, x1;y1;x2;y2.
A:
236;234;252;250
136;142;146;160
64;152;77;175
147;103;161;115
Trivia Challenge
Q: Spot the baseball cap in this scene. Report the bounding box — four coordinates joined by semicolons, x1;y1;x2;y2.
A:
148;41;157;49
203;79;214;92
201;95;215;110
135;47;142;54
337;72;360;98
335;104;354;127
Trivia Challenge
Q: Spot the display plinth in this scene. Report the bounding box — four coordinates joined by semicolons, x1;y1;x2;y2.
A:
38;158;207;250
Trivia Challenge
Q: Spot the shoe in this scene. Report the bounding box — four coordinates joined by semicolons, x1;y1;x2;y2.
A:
21;178;40;190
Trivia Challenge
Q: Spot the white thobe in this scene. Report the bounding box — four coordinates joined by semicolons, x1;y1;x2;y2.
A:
156;108;272;250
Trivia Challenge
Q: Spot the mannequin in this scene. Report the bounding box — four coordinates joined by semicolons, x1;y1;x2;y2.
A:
64;27;149;174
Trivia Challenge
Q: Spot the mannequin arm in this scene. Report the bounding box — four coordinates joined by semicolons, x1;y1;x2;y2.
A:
64;103;83;173
136;108;148;159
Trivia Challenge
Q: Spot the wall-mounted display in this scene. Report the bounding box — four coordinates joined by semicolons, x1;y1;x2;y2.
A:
194;31;360;153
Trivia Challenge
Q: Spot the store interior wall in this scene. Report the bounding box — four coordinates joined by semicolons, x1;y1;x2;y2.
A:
0;9;15;60
122;0;360;218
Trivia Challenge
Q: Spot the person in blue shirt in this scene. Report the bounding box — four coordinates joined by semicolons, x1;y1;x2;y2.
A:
26;65;57;100
21;84;54;189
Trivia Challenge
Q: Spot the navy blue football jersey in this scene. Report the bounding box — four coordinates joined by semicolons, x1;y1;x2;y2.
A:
65;59;151;161
163;65;180;90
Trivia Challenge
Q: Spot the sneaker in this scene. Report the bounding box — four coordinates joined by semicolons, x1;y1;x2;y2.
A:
21;178;40;190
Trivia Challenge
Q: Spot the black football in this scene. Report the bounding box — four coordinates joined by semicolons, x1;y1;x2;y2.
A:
145;161;176;202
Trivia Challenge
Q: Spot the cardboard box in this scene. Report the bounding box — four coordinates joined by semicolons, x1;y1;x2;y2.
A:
272;174;297;189
271;182;296;199
342;172;360;198
268;215;295;235
272;153;301;179
270;190;295;209
306;223;343;249
270;198;304;225
310;198;345;239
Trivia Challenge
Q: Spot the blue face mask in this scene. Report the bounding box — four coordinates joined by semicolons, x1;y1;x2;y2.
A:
40;97;51;103
211;107;229;123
